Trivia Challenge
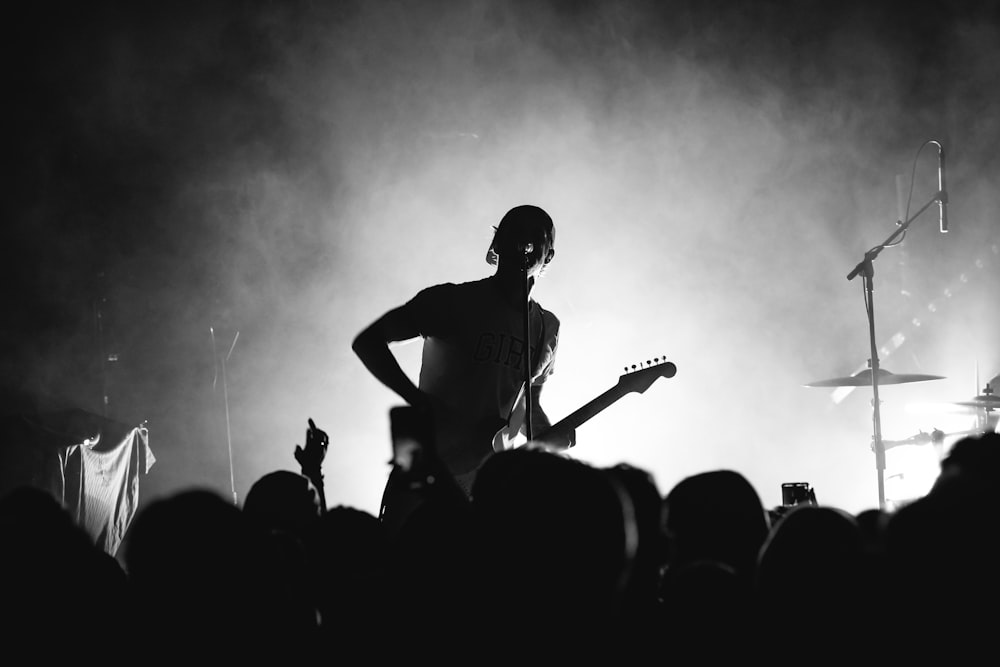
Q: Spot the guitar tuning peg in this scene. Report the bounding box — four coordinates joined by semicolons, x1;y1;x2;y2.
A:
631;364;637;372
646;359;652;366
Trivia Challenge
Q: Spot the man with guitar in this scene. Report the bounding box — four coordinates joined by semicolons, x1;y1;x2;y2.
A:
352;204;575;520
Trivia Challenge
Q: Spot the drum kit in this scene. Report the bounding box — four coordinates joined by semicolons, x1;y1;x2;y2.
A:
804;368;998;433
804;367;998;509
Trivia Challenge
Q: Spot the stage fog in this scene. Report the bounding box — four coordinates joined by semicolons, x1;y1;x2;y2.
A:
5;0;999;517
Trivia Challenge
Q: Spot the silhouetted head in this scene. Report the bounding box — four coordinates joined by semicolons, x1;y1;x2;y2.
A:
755;504;864;591
883;431;1000;643
243;469;322;539
662;469;770;582
933;431;1000;495
123;488;310;652
753;503;873;652
471;448;631;623
486;204;556;274
0;486;127;649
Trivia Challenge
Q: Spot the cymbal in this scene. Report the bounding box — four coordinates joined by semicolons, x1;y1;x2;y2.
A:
804;368;946;388
953;395;1000;410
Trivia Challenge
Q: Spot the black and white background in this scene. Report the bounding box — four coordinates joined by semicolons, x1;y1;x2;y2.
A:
4;0;998;517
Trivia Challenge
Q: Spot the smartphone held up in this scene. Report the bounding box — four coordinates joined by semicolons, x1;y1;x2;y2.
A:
390;405;435;474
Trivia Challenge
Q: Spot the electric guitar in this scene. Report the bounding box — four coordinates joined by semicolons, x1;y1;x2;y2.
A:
435;358;678;479
380;359;678;527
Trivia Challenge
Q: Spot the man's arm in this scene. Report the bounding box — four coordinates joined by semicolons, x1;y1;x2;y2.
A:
527;383;576;452
352;306;428;409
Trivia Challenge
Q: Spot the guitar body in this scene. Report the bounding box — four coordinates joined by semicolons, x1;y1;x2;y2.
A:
432;411;510;479
379;407;507;528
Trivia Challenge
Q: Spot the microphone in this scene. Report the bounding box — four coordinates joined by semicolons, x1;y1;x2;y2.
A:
937;143;948;233
518;242;534;254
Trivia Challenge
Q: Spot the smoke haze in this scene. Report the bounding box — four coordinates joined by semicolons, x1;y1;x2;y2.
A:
5;0;999;515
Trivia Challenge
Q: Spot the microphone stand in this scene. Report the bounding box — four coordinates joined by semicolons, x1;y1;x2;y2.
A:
522;252;534;442
846;193;941;510
211;327;241;506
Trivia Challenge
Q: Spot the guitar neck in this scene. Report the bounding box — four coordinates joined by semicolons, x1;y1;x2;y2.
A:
549;385;628;434
529;360;675;445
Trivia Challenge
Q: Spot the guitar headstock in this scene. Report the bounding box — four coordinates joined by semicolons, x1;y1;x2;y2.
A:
618;358;677;394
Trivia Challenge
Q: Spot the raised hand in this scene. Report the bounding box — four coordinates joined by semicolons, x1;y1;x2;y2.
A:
294;418;329;512
294;417;329;477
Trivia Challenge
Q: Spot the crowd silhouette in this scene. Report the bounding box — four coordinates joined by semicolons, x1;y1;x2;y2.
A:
1;415;997;660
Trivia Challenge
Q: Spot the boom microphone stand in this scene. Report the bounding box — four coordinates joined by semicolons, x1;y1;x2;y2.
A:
846;192;943;510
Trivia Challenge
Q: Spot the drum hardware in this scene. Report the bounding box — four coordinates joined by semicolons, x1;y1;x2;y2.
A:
875;427;987;453
804;367;946;388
